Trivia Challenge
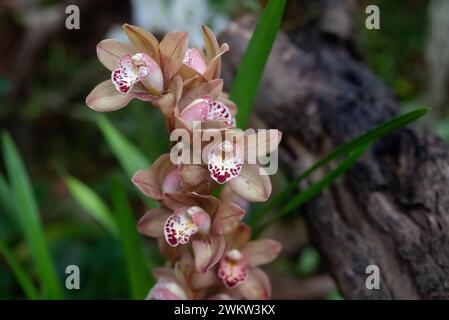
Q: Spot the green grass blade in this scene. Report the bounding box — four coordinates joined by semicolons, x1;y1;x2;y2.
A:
2;133;63;299
0;173;15;217
230;0;286;128
0;240;40;299
250;108;428;226
64;175;118;237
253;144;369;237
111;177;153;299
96;115;156;208
96;115;150;177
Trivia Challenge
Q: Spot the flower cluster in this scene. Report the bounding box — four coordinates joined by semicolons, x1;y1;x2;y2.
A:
86;23;282;300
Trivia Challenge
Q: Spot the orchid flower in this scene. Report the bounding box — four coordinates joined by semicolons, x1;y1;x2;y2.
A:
179;25;230;81
218;224;281;300
86;24;186;116
138;192;245;272
148;253;220;300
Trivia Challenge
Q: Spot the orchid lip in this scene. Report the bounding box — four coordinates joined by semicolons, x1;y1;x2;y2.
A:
208;141;243;184
218;249;249;288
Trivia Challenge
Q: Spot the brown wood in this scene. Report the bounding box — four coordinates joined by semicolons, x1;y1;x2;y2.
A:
219;3;449;299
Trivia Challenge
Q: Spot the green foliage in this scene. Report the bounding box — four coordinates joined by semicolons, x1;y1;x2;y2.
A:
231;0;286;128
111;177;154;299
251;109;428;234
296;246;321;277
2;133;63;299
64;175;118;236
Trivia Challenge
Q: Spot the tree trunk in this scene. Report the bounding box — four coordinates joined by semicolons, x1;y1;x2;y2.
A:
219;1;449;299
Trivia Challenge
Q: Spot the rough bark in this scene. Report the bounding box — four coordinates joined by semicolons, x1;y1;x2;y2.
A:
219;2;449;299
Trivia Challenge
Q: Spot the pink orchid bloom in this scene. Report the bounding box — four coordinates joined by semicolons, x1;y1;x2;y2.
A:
218;224;281;300
138;192;245;272
132;154;214;201
86;24;187;114
147;253;219;300
180;25;229;81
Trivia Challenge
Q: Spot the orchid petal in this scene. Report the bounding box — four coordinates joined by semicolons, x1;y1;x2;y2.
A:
137;208;171;238
218;249;249;289
96;39;134;71
179;79;223;111
86;80;133;112
237;268;271;300
179;164;214;192
183;48;207;74
123;23;160;64
242;240;281;267
226;224;251;250
192;235;225;272
191;269;219;290
208;141;243;184
212;202;245;235
201;25;219;62
245;129;282;161
111;55;140;94
147;278;187;300
159;31;188;83
229;165;272;202
203;43;229;80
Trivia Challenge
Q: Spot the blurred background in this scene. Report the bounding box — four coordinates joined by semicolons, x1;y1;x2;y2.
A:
0;0;447;299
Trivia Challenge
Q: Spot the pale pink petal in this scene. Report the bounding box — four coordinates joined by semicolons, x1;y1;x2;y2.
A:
137;208;171;238
245;129;282;161
208;141;243;184
212;202;245;235
192;235;225;272
229;165;272;202
161;169;182;194
237;268;271;300
208;293;233;300
179;97;234;129
242;240;282;267
218;249;249;288
183;48;207;74
86;80;133;112
191;269;219;290
226;224;251;250
96;39;134;71
134;53;164;94
147;278;187;300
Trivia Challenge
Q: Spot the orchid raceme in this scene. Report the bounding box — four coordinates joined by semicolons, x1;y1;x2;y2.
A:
85;23;282;301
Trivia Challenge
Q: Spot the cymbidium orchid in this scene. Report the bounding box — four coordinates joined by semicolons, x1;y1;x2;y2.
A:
138;192;244;272
85;22;282;301
218;224;281;300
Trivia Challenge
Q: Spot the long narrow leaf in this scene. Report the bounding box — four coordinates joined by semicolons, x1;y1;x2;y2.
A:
0;240;39;299
254;144;369;237
64;175;118;236
230;0;286;128
250;108;428;225
2;133;63;299
111;177;153;299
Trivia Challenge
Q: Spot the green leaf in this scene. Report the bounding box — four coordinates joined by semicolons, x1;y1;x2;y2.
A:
0;173;15;217
96;115;150;177
111;177;154;299
2;133;63;299
254;143;369;236
0;240;40;299
230;0;286;128
296;246;321;277
96;115;156;208
251;108;428;227
64;175;118;236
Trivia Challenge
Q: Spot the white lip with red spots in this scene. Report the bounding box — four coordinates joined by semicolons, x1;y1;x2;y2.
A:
218;249;249;288
208;141;242;184
180;97;235;127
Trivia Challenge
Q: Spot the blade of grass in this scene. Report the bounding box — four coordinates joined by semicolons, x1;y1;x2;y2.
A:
96;115;156;208
64;175;118;236
0;240;40;299
0;174;14;216
230;0;286;128
254;143;369;237
111;177;153;299
2;133;63;299
250;108;428;226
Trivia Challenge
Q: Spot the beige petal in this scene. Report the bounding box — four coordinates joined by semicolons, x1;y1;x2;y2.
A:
85;80;133;112
191;269;219;290
179;79;223;111
137;208;171;238
229;165;272;202
212;202;245;235
153;75;183;120
179;164;214;192
159;31;188;84
242;240;281;267
237;268;271;300
243;129;282;162
96;39;134;71
192;235;225;272
122;23;160;64
225;224;251;250
203;43;229;80
131;154;175;200
201;25;219;62
158;237;187;262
